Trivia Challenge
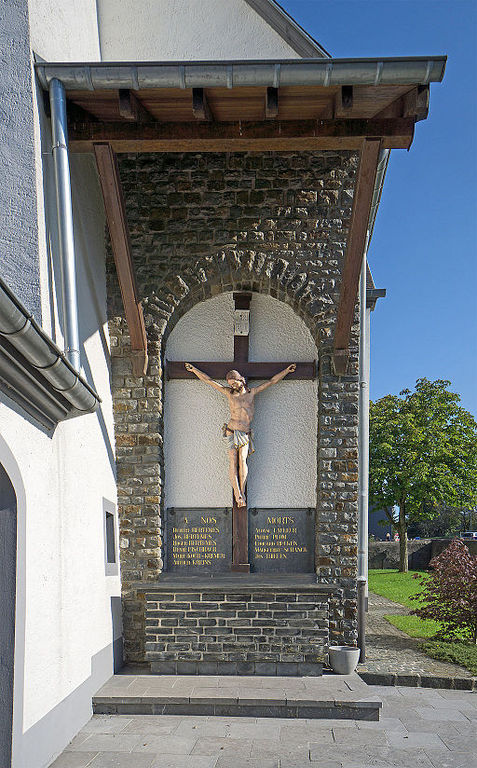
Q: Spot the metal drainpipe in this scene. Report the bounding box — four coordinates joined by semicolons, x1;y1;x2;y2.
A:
357;243;370;662
49;78;80;371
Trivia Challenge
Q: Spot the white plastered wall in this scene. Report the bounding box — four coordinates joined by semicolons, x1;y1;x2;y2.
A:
1;5;120;767
97;0;300;60
2;142;120;766
28;0;101;61
165;293;318;510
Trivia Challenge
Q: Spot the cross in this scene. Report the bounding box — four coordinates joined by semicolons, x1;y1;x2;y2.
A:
166;293;316;573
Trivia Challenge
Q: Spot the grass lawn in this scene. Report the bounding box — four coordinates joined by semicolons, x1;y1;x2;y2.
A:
368;568;477;676
368;568;429;609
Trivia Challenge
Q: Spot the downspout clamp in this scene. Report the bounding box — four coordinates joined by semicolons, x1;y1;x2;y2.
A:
49;78;81;371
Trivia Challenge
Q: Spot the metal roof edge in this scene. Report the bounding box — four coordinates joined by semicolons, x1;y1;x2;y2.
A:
0;277;101;422
35;56;447;91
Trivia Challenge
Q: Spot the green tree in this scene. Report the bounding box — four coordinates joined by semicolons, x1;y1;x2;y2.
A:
369;379;477;572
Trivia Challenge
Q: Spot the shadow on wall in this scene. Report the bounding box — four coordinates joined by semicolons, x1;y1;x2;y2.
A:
0;463;16;768
13;641;119;768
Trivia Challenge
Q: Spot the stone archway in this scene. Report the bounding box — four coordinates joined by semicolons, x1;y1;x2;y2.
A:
109;246;359;662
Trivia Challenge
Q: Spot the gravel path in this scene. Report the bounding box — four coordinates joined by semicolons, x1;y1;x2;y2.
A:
358;592;473;679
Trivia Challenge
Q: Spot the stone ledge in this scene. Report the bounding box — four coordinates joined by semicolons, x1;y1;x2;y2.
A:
150;660;323;676
359;671;477;691
137;574;341;593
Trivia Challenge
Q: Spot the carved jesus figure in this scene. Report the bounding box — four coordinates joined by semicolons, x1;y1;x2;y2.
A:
184;363;296;508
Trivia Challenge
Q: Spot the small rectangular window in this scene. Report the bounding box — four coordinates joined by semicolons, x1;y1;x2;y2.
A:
103;498;119;576
106;511;116;563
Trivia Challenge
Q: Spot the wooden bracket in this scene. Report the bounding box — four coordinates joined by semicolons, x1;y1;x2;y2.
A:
118;89;152;123
93;142;148;377
332;349;349;376
192;88;212;121
265;87;279;119
341;85;354;110
333;137;382;363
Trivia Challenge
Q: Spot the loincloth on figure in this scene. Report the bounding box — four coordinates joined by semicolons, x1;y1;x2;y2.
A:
222;423;255;454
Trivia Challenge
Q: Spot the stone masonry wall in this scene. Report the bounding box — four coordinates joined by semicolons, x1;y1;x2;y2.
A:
145;585;343;675
107;151;360;662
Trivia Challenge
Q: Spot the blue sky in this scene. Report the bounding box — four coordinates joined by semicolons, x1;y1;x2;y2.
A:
280;0;477;417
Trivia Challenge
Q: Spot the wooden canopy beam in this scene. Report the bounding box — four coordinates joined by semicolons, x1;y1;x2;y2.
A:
118;89;152;122
192;88;213;121
265;87;279;119
93;142;148;376
69;117;415;153
333;137;382;376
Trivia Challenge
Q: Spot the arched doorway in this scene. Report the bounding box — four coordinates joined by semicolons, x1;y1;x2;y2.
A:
0;463;17;768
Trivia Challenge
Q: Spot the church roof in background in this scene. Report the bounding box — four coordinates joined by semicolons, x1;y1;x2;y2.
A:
243;0;331;58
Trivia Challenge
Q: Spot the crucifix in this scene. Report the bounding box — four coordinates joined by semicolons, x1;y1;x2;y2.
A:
166;293;316;573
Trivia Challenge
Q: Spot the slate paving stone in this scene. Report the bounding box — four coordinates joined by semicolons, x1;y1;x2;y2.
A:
416;707;468;722
439;735;477;751
132;735;198;754
280;761;342;768
149;757;218;768
52;686;477;768
426;751;477;768
191;736;252;757
120;718;177;735
82;717;133;734
173;721;229;737
67;735;143;753
249;738;310;760
49;754;99;768
88;754;155;768
329;726;389;745
215;758;278;768
386;731;445;749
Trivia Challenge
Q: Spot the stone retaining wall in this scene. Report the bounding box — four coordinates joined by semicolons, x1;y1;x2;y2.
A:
369;539;477;570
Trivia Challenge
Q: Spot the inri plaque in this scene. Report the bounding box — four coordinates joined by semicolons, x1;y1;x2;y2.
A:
166;508;232;574
249;508;314;573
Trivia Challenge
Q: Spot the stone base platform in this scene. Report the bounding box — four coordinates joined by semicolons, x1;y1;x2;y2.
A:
143;575;344;675
93;672;381;720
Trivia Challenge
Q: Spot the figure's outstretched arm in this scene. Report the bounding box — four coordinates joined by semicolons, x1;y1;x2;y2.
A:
184;363;227;393
252;364;296;394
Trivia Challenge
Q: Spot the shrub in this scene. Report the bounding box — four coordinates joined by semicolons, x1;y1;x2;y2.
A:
411;539;477;644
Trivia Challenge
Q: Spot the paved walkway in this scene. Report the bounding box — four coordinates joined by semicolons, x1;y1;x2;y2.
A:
358;592;473;679
50;685;477;767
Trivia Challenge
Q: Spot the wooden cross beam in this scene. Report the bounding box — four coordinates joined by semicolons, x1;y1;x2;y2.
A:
166;292;317;572
69;117;415;153
93;142;148;376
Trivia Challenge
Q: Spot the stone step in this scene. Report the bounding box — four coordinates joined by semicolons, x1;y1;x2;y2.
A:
93;672;382;721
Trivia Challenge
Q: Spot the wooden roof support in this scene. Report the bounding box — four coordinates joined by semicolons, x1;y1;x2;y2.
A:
69;117;414;153
192;88;212;121
93;143;148;377
265;87;279;119
118;89;152;122
333;137;382;376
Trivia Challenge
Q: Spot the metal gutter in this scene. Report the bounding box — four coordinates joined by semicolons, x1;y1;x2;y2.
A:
35;56;446;91
0;277;100;418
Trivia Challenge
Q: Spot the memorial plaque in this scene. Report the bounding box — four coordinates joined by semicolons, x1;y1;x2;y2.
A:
249;508;314;573
166;508;232;574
